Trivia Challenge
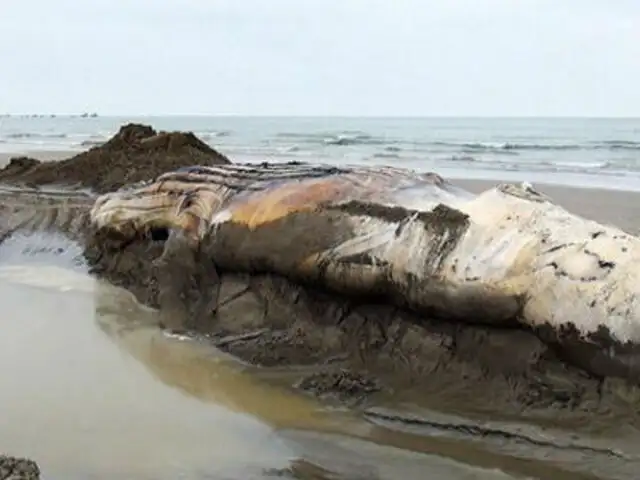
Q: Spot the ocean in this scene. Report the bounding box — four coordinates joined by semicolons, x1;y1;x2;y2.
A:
1;115;640;191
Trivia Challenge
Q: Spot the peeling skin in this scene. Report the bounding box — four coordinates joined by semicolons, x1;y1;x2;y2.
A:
88;162;640;380
451;184;640;343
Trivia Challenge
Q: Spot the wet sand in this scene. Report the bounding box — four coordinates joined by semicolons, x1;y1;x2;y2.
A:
0;266;290;478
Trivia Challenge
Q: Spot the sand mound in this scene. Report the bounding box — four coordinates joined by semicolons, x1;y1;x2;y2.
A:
0;124;231;193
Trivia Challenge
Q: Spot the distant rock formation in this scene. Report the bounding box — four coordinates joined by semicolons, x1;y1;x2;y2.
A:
0;123;232;193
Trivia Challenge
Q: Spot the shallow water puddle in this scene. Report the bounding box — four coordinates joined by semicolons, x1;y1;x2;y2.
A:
0;266;299;479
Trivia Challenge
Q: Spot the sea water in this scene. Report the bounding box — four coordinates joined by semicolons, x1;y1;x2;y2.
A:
1;115;640;190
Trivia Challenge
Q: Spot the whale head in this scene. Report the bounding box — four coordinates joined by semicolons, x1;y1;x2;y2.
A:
89;173;227;242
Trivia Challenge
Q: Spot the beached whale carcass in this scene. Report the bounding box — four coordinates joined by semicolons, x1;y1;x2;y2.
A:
89;162;640;381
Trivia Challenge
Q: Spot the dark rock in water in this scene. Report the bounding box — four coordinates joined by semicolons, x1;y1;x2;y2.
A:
295;369;382;404
0;123;231;193
264;459;379;480
0;455;40;480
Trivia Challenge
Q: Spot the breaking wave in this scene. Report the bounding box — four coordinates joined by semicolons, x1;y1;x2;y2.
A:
5;133;68;139
276;131;395;147
431;140;640;152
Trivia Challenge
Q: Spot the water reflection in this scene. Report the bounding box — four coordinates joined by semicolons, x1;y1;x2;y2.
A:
0;266;294;479
93;281;359;433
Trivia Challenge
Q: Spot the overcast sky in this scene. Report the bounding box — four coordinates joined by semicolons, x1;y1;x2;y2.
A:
1;0;638;116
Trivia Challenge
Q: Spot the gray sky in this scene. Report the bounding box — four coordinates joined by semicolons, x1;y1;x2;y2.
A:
1;0;638;116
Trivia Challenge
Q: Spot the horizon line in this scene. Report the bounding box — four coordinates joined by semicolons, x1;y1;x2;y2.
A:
2;113;640;120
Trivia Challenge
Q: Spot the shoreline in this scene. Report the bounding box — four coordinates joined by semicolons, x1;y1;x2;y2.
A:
3;149;640;193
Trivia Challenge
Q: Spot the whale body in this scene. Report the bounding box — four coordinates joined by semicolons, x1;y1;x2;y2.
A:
89;162;640;381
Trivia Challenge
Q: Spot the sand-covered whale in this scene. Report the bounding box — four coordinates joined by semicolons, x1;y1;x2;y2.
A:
88;162;640;381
